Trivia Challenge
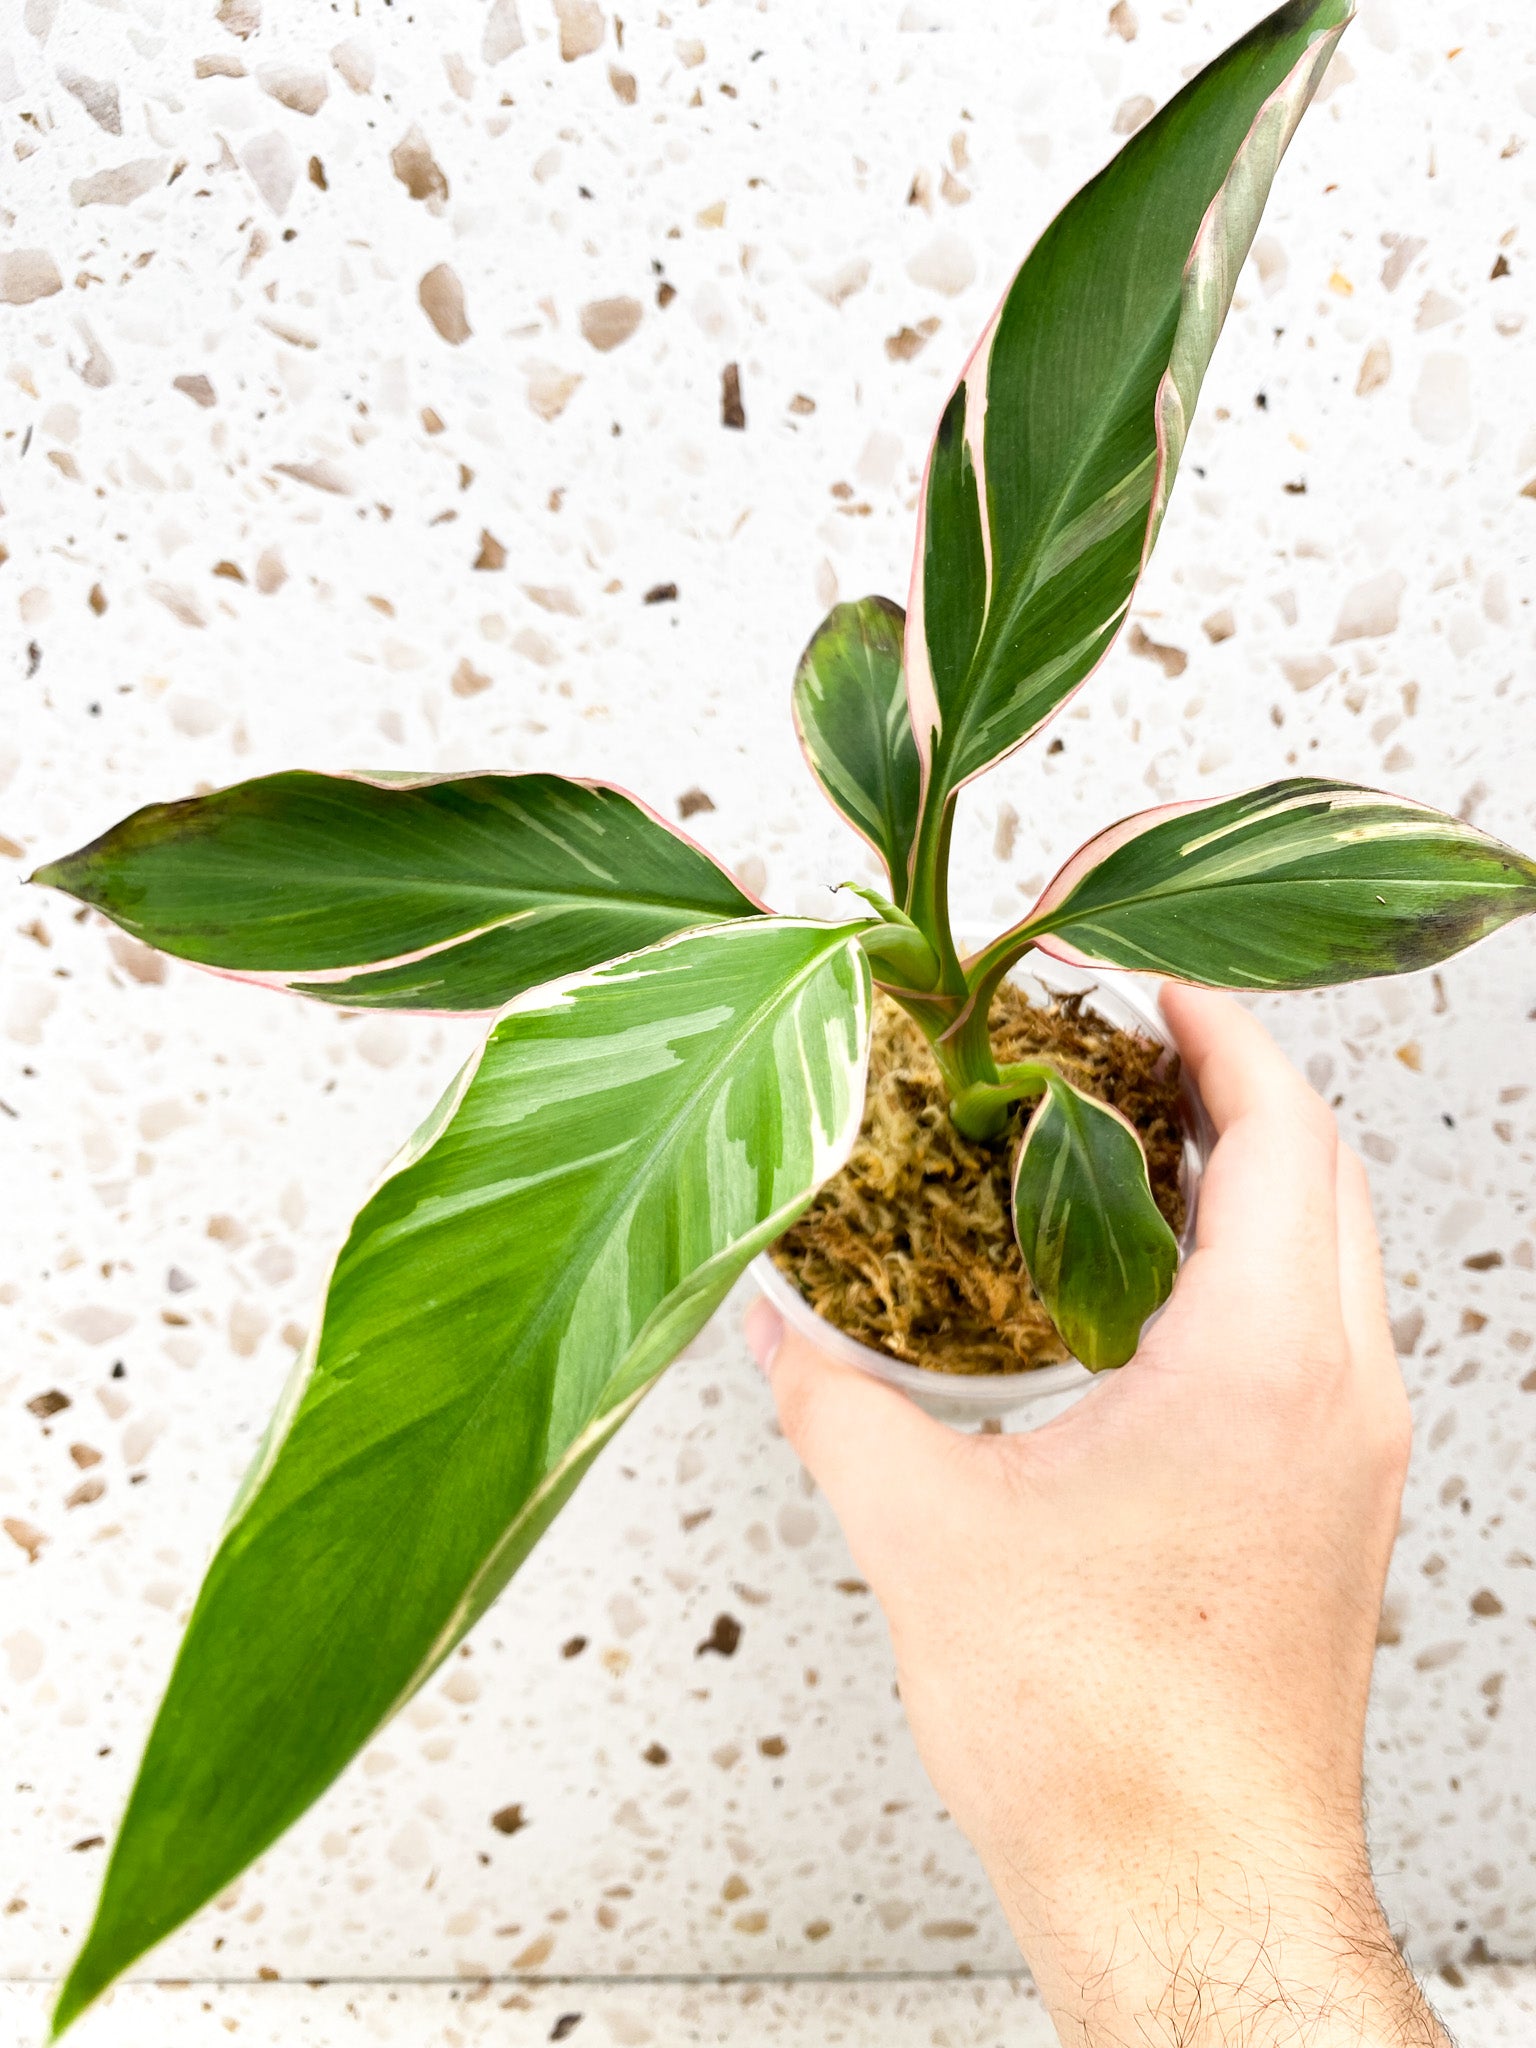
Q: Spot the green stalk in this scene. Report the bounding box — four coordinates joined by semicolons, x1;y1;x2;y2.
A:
905;790;969;1003
902;783;1011;1104
949;1061;1054;1144
942;921;1049;1090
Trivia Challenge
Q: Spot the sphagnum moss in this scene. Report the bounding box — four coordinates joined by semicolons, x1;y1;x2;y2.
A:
773;987;1186;1375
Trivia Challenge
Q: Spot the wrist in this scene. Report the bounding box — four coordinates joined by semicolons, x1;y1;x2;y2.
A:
988;1845;1448;2048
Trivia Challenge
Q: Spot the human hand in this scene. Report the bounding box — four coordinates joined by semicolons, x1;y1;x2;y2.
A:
746;985;1448;2047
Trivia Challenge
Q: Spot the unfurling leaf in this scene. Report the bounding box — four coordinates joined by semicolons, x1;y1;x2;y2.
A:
905;0;1352;801
32;771;762;1010
792;596;921;899
1013;779;1536;988
1012;1075;1178;1372
53;919;872;2035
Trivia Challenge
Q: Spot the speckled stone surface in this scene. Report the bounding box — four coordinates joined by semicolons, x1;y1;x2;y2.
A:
4;0;1535;2037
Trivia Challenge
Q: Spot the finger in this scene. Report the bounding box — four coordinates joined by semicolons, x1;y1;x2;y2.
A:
1334;1145;1402;1400
1161;985;1340;1309
1159;982;1318;1136
746;1299;956;1562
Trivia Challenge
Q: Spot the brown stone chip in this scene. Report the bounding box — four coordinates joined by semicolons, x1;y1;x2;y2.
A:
491;1803;527;1835
419;264;471;345
643;582;677;604
556;0;604;61
474;530;507;571
1126;621;1187;679
4;1519;46;1562
579;296;642;352
391;127;449;208
696;1613;741;1658
27;1390;71;1420
451;658;493;697
677;787;714;819
721;362;745;429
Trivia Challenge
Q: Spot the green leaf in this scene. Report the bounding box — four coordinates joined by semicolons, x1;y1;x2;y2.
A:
53;918;872;2036
1011;779;1536;988
1012;1074;1178;1372
792;596;921;899
32;770;762;1011
905;0;1351;798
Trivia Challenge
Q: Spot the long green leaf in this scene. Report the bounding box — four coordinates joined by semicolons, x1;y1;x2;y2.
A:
905;0;1351;800
1006;780;1536;988
32;770;762;1011
54;918;872;2036
792;596;921;899
1012;1074;1178;1372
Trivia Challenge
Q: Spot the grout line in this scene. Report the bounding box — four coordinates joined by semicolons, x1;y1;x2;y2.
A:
5;1969;1041;1991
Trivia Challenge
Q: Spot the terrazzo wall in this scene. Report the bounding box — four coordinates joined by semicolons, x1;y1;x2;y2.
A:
4;0;1535;2036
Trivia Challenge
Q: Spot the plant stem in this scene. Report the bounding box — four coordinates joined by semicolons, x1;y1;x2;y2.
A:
949;1062;1054;1144
905;791;970;1005
941;925;1049;1092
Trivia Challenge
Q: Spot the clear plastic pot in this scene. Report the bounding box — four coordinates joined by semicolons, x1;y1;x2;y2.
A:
750;958;1215;1428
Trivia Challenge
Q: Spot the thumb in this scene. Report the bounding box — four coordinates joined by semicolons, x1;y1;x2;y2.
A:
745;1297;955;1558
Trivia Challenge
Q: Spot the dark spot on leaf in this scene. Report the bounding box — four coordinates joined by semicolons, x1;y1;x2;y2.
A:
677;787;715;819
491;1803;527;1835
696;1612;740;1658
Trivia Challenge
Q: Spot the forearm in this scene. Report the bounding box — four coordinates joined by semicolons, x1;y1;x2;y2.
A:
992;1847;1451;2048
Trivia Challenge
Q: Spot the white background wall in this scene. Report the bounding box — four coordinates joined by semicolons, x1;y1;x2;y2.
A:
3;0;1535;2041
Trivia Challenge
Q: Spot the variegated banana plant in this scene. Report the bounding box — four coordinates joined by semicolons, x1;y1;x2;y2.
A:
32;1;1536;2030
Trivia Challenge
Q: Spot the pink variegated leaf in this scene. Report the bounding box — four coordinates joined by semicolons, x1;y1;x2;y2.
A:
905;0;1352;804
33;770;765;1011
1012;1074;1178;1372
986;779;1536;992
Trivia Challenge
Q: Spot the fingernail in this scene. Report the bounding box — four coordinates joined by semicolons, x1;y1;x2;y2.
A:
745;1300;784;1377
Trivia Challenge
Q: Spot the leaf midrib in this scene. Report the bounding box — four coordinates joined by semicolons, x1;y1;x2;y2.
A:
266;929;859;1528
941;294;1179;773
1036;866;1536;936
